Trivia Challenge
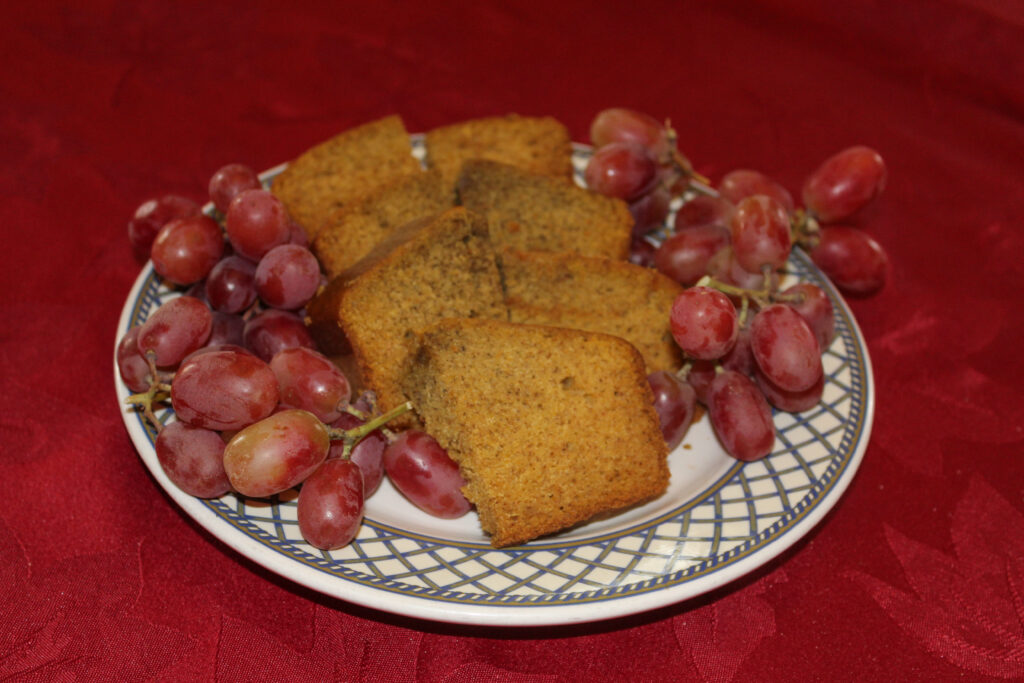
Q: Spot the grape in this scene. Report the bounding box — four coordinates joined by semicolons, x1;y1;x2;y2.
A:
206;255;258;314
171;348;279;430
287;220;309;248
629;185;671;237
138;296;212;367
754;365;824;413
155;421;231;498
730;195;792;273
150;215;225;286
243;309;316;362
781;283;835;351
222;409;329;498
707;369;775;461
254;244;321;310
590;107;672;162
749;304;822;392
225;188;291;261
669;286;738;360
297;458;364;550
128;194;201;257
719;169;794;212
802;145;886;222
270;347;351;423
584;142;659;201
628;238;657;268
721;323;755;377
207;311;246;348
647;370;696;451
809;225;889;296
384;431;471;518
684;359;717;404
209;163;261;214
706;246;772;290
116;325;152;392
654;224;730;286
329;411;385;496
674;195;735;232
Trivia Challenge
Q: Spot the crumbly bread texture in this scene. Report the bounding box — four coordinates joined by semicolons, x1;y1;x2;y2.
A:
401;317;669;548
316;207;507;425
456;160;632;260
425;115;573;188
312;170;453;279
271;115;421;239
499;249;684;373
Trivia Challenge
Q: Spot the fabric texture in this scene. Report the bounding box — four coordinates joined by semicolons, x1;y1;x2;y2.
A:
2;1;1022;680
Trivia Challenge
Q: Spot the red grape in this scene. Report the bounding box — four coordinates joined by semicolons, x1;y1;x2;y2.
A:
669;287;739;360
655;224;730;286
128;194;201;257
590;107;672;162
138;296;212;367
707;369;775;461
802;145;886;222
719;169;794;212
628;237;657;268
206;255;258;314
674;195;735;232
255;244;321;310
155;421;231;498
209;163;261;214
243;309;316;362
270;347;351;423
223;409;329;498
584;142;659;201
629;185;671;237
384;431;471;518
648;370;697;451
809;225;889;296
684;359;717;404
781;283;835;351
329;412;385;496
207;311;246;348
721;323;755;377
287;220;309;247
225;188;291;261
171;349;279;430
117;325;152;392
297;458;364;550
749;304;822;392
730;195;792;273
151;214;224;286
754;365;824;413
706;246;772;290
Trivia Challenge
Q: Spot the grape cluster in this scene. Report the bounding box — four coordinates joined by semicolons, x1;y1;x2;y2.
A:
584;108;890;461
118;164;470;551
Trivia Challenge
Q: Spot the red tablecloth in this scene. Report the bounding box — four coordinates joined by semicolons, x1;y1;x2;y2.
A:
3;1;1023;680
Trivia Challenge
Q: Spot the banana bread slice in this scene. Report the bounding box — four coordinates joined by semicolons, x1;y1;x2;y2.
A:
457;159;632;260
499;249;684;373
424;115;573;188
312;207;507;425
271;115;421;239
312;170;453;279
401;317;670;548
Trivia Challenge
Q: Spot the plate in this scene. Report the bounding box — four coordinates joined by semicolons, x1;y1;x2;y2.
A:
115;142;874;626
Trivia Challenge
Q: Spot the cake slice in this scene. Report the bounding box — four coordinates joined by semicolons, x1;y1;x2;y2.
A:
311;170;453;279
499;249;684;373
271;115;421;239
424;115;573;188
308;207;507;424
457;160;632;260
401;317;670;547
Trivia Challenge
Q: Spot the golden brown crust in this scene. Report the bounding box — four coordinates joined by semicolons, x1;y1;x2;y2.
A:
271;115;421;240
456;159;632;260
425;115;573;188
401;318;669;547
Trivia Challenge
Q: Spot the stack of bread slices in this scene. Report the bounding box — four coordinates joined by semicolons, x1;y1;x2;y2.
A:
279;114;680;548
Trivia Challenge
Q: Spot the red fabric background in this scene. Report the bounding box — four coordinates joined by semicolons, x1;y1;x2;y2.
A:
2;1;1023;680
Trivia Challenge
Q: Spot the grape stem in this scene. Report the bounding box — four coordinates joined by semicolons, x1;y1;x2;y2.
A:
327;401;413;459
791;209;821;251
695;274;774;310
124;383;173;433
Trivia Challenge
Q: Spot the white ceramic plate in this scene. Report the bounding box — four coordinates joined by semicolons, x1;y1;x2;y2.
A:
115;143;874;626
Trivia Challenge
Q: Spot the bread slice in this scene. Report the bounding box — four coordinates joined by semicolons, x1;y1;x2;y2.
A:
424;115;573;188
271;115;421;239
402;317;669;547
312;170;453;279
499;249;684;373
310;208;507;424
457;160;632;260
